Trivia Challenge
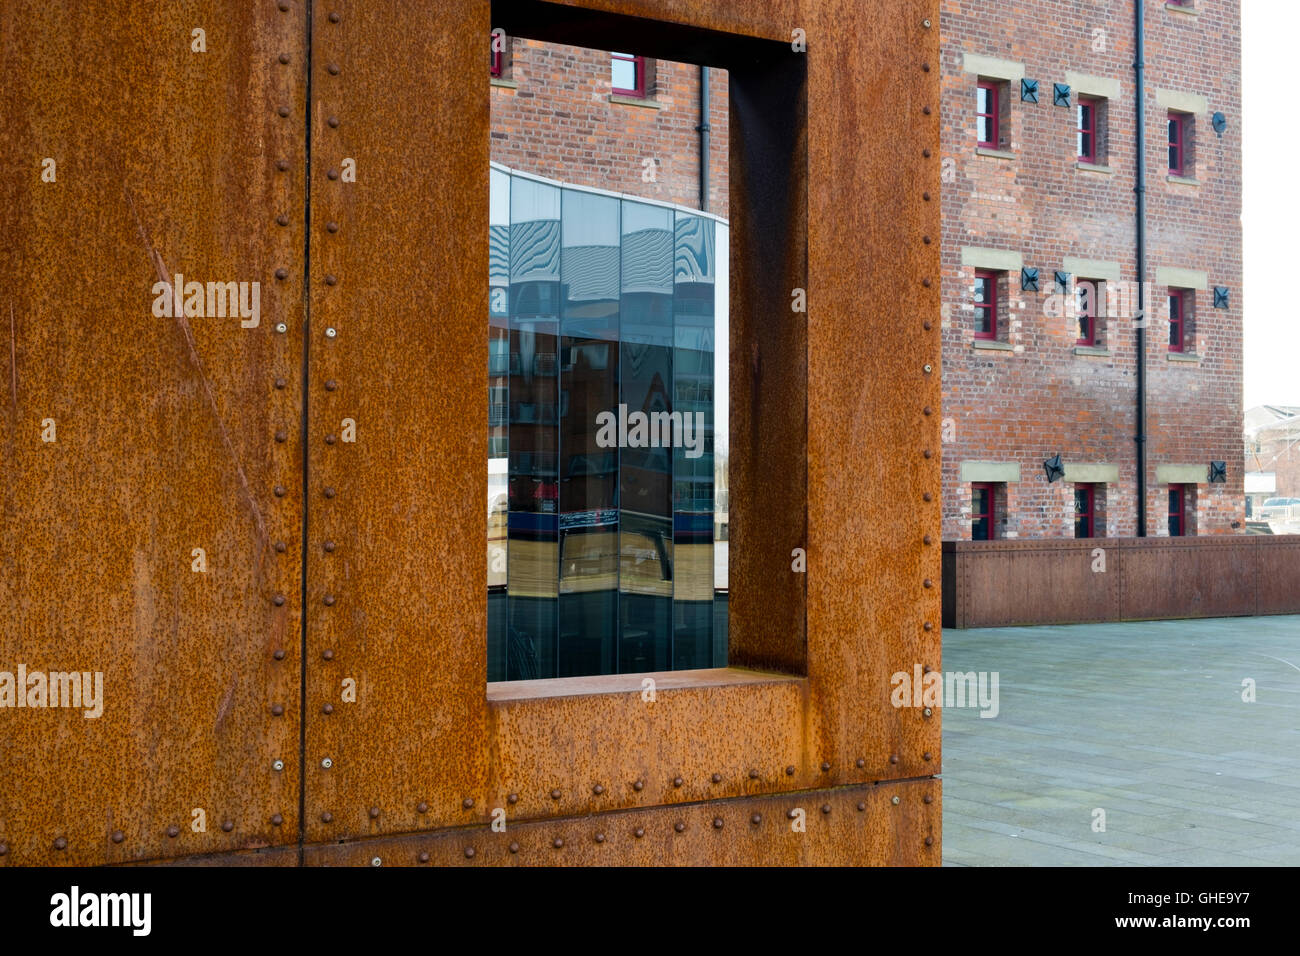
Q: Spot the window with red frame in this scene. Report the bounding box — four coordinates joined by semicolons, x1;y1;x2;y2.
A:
972;483;996;540
490;31;505;77
611;52;645;97
1076;280;1099;345
974;270;998;339
1168;112;1186;175
1168;485;1187;536
1077;98;1098;163
1168;289;1186;351
977;82;999;148
1074;484;1096;538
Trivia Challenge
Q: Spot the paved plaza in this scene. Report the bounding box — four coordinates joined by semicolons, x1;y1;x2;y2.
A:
942;615;1300;866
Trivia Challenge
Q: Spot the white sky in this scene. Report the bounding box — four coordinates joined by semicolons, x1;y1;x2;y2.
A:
1242;1;1299;409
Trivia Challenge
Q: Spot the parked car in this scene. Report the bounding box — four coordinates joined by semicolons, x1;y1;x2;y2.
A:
1257;497;1300;521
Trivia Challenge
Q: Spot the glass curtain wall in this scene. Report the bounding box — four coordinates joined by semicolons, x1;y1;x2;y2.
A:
488;168;723;681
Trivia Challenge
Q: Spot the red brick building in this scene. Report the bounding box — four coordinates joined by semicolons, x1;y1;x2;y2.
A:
940;0;1243;540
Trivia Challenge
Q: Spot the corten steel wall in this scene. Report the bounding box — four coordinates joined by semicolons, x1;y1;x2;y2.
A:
942;536;1300;629
939;0;1243;540
1;0;942;866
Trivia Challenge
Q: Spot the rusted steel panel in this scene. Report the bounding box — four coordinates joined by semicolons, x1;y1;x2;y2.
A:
1118;538;1258;621
303;779;939;866
0;1;306;864
303;0;942;865
947;539;1120;628
1254;537;1300;616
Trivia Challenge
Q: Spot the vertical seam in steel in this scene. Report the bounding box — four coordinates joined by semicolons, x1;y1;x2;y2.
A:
296;0;314;867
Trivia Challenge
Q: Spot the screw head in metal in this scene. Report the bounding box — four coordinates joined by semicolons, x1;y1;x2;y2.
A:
552;838;563;849
857;802;867;812
323;486;336;498
417;802;429;814
892;795;901;806
328;63;340;75
785;765;796;776
923;577;933;587
923;707;933;717
924;622;934;632
923;18;932;28
923;148;931;158
326;221;339;233
275;323;287;334
111;830;124;843
276;214;289;227
923;364;933;374
273;759;285;772
923;534;933;545
278;106;290;118
550;788;561;800
271;814;284;826
327;168;339;181
221;820;234;832
275;268;288;280
923;277;932;287
595;833;605;844
371;856;381;867
324;379;338;391
276;159;289;172
325;434;336;445
328;11;339;23
820;762;831;772
922;63;931;72
787;809;798;819
418;851;429;863
890;754;900;764
274;540;286;553
711;773;721;783
274;376;287;389
271;704;284;716
273;593;285;607
821;804;831;815
633;780;644;792
923;449;933;459
323;594;336;606
327;116;339;129
923;794;934;805
922;106;931;116
712;817;724;830
464;846;475;858
924;320;933;331
592;785;604;796
321;758;333;769
275;429;287;443
369;806;380;819
672;776;683;787
507;793;518;804
322;649;335;661
750;813;761;825
54;836;68;849
273;649;286;660
462;798;474;809
925;836;934;846
749;769;759;779
634;827;645;839
325;274;337;286
674;822;685;833
165;826;178;839
321;812;333;823
509;842;519;853
278;53;290;65
323;540;336;553
923;751;933;761
325;327;337;339
322;703;333;714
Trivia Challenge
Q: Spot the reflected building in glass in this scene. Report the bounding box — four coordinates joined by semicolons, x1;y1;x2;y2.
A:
488;164;728;681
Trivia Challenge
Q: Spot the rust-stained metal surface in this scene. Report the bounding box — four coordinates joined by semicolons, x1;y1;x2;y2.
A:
0;1;307;864
303;779;939;866
944;537;1300;628
3;0;942;867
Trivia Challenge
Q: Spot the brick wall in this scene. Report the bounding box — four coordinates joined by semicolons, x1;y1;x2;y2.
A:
940;0;1243;540
490;38;729;217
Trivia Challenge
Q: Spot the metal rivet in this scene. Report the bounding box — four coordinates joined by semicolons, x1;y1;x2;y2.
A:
923;18;932;28
923;578;933;588
922;235;932;244
922;106;931;115
111;830;124;843
321;758;332;769
748;769;759;779
923;449;933;459
924;752;933;761
890;754;900;765
328;169;339;181
324;541;336;553
276;214;289;227
275;429;288;443
273;594;286;607
673;777;683;787
419;851;429;863
509;842;519;853
370;807;380;819
857;802;866;812
712;817;724;829
271;704;284;716
923;794;934;805
417;802;429;814
276;159;289;172
922;63;931;72
856;758;865;769
785;766;795;776
328;63;340;75
328;11;339;23
925;836;934;846
922;191;931;201
924;364;933;373
271;814;283;826
592;785;604;796
750;813;761;825
327;116;339;129
462;798;474;809
922;277;932;287
278;106;290;118
274;376;287;389
595;833;605;844
787;809;798;819
633;780;644;792
275;268;288;281
325;327;337;339
710;773;722;784
553;838;564;849
550;788;561;800
278;1;289;10
674;822;685;833
634;827;644;839
321;812;333;823
821;804;831;815
326;221;339;233
924;622;934;632
325;379;338;391
54;836;69;849
275;323;287;334
323;704;333;714
278;53;290;65
325;435;336;445
924;706;934;718
273;649;286;660
165;827;178;839
923;665;933;674
924;535;933;546
820;762;831;772
507;793;518;805
221;820;234;832
323;487;336;498
892;795;901;806
323;594;336;606
274;540;286;553
322;649;334;661
325;274;337;286
371;856;381;867
923;148;931;158
923;406;933;416
464;846;475;858
273;759;284;771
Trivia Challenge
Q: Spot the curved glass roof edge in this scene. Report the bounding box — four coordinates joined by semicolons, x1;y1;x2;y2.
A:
490;160;729;227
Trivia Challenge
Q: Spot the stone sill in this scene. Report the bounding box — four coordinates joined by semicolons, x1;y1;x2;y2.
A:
976;147;1015;160
609;94;661;109
1073;346;1111;358
1165;2;1197;16
1167;351;1200;363
972;339;1014;352
1076;162;1113;174
490;77;518;89
1167;174;1200;187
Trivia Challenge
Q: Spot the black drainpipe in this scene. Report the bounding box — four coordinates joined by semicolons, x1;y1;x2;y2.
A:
697;65;711;212
1134;0;1148;536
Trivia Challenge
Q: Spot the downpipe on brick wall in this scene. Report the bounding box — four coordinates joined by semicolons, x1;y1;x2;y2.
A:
1134;0;1149;536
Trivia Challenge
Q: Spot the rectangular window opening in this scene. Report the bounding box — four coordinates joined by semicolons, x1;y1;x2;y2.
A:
974;269;999;339
976;81;1000;149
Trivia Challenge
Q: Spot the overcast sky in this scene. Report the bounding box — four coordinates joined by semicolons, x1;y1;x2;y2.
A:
1242;1;1296;409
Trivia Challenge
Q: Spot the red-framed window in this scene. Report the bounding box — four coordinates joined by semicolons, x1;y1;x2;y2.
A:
1076;280;1098;345
973;270;998;339
1077;97;1097;163
611;52;645;97
490;32;504;77
972;483;996;540
1168;485;1187;537
1168;112;1185;175
1074;484;1096;538
1168;289;1185;352
977;82;999;148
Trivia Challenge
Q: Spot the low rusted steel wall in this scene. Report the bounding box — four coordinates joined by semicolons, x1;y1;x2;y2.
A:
943;536;1300;629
